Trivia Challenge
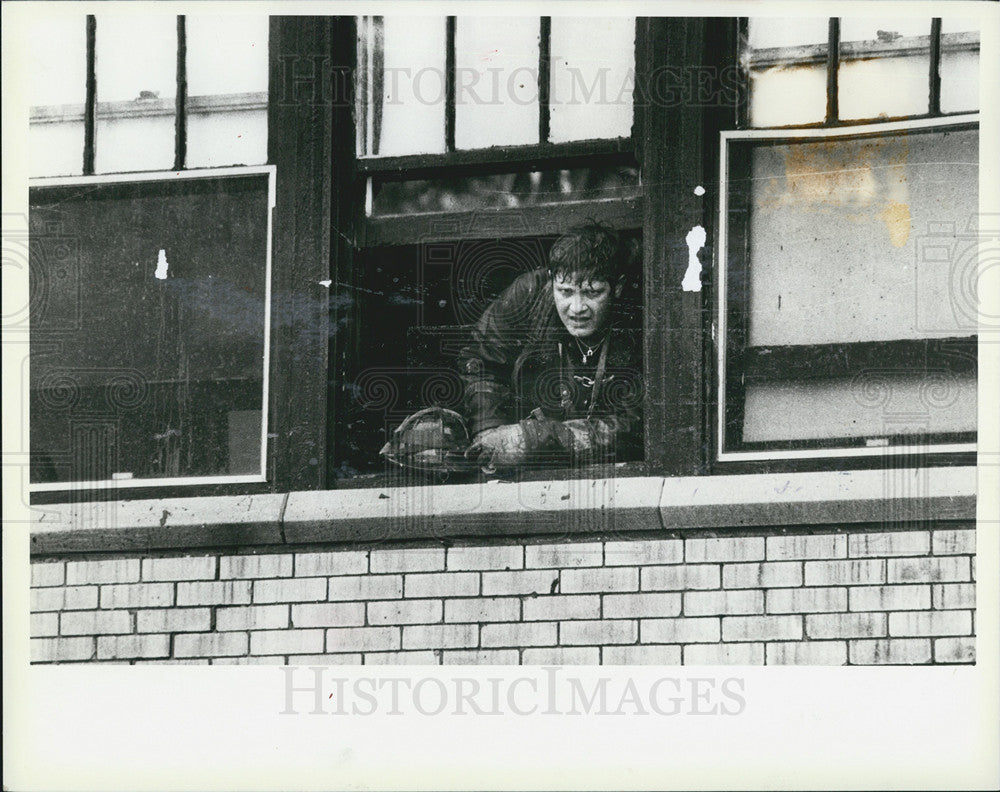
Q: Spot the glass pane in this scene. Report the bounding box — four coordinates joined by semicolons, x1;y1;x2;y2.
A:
940;19;980;114
838;17;931;120
746;18;828;127
743;373;976;442
186;15;269;96
455;17;539;149
549;17;634;143
371;166;640;216
28;16;87;177
29;173;271;485
186;14;269;168
187;110;268;168
743;127;979;347
357;16;447;157
95;15;177;172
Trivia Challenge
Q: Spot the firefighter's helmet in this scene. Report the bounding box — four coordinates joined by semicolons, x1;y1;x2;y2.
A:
379;407;476;473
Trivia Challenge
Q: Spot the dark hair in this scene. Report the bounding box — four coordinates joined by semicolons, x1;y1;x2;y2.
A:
547;221;636;285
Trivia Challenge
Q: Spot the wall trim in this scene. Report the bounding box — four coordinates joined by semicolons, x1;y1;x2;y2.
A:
29;467;976;556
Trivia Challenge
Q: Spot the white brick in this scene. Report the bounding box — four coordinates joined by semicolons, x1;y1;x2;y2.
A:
804;559;885;587
253;577;327;604
100;583;174;609
684;643;764;665
176;580;252;606
443;649;519;664
402;623;478;650
602;645;681;665
889;610;972;637
294;551;368;577
135;658;209;666
723;562;802;589
290;602;364;628
370;548;445;573
31;637;95;663
604;539;682;566
848;585;931;612
560;567;638;594
31;562;65;587
766;641;847;665
603;592;682;619
251;629;324;655
685;590;763;616
326;626;400;653
447;545;523;571
31;586;99;612
213;656;285;666
932;529;975;555
97;634;170;660
368;599;442;625
291;653;363;666
641;565;720;591
850;638;931;665
641;617;720;644
481;621;558;648
932;583;975;610
686;537;764;563
364;650;440;665
445;597;520;623
142;556;216;581
766;534;846;561
30;612;59;637
218;605;292;631
766;587;846;614
849;531;929;558
220;553;293;579
328;575;403;601
61;610;132;636
525;542;603;568
482;569;559;596
404;572;479;598
522;646;599;664
560;619;636;645
806;612;886;639
174;632;248;658
887;557;970;584
722;615;803;642
66;559;140;585
935;636;975;663
137;608;211;633
522;594;600;621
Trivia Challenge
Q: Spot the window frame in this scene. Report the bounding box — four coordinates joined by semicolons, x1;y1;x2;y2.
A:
715;116;980;463
27;164;277;494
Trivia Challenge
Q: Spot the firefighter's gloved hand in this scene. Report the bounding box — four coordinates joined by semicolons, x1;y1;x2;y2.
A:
465;424;528;469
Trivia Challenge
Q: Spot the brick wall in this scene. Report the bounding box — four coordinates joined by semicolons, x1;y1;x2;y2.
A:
29;525;976;665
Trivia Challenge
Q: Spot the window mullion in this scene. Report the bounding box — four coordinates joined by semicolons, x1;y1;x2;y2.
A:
825;17;840;124
173;15;188;171
538;16;551;144
929;18;942;115
83;14;97;175
445;16;456;152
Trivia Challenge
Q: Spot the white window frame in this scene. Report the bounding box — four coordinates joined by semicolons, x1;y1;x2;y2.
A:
28;164;276;492
715;114;980;462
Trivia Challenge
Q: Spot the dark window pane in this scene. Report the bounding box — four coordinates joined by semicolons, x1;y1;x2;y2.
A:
29;172;272;486
370;166;640;216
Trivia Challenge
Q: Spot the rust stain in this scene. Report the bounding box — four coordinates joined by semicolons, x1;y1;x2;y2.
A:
879;201;912;247
757;134;911;248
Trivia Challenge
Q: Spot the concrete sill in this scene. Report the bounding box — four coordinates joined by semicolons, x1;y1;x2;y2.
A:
30;467;976;556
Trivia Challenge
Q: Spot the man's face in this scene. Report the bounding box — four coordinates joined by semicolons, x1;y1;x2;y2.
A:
552;272;618;339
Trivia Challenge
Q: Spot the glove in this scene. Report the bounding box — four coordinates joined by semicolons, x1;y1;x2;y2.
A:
465;424;528;469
